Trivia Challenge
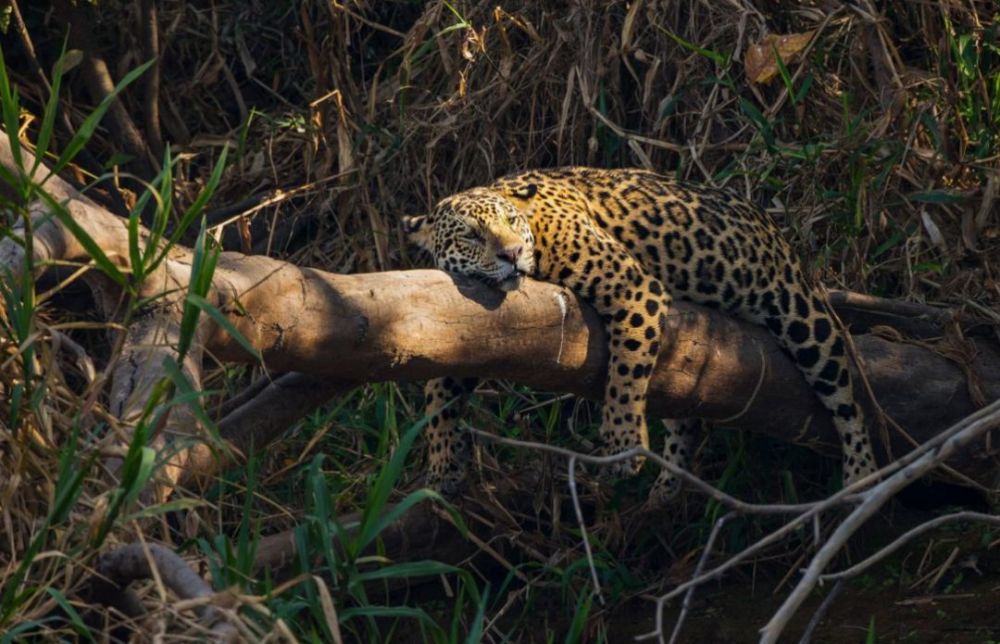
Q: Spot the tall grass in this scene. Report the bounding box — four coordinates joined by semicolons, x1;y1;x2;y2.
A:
1;0;998;640
0;42;495;638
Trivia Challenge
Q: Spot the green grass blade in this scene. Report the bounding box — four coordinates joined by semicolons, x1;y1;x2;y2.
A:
235;456;260;576
866;616;877;644
564;590;593;644
441;1;468;24
772;43;796;103
338;605;441;630
175;219;218;362
0;45;24;174
908;189;966;204
160;356;225;446
124;498;208;521
793;72;814;104
47;59;155;180
463;582;489;644
656;26;727;67
367;488;465;552
349;560;457;586
141;147;175;273
186;293;261;362
739;98;776;152
31;41;72;176
128;204;145;284
0;618;62;643
123;446;157;506
306;454;341;579
36;191;127;285
95;437;155;544
353;418;428;555
44;587;93;642
168;146;228;246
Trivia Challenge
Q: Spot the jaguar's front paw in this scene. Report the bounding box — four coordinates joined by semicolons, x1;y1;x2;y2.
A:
426;468;468;498
596;420;649;480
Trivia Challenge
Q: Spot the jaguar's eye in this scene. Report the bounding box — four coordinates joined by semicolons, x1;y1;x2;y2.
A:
462;229;484;243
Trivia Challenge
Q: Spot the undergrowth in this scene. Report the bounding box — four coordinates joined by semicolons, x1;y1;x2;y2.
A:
0;0;997;641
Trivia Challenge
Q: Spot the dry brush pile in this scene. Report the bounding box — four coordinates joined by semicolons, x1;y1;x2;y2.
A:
0;0;998;641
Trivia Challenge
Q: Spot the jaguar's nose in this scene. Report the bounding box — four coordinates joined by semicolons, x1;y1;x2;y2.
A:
496;246;523;265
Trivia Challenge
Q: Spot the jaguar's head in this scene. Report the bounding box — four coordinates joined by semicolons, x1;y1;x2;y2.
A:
403;186;536;292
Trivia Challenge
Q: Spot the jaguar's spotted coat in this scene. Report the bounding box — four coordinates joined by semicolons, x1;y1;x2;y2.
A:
403;167;877;504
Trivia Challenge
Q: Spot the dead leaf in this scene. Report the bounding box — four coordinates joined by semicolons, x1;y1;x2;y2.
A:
52;49;84;77
920;208;945;250
622;0;642;52
745;31;815;84
961;206;979;251
461;26;486;62
965;173;999;251
975;172;998;233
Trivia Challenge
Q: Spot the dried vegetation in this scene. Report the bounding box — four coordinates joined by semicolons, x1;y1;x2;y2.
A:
1;0;999;641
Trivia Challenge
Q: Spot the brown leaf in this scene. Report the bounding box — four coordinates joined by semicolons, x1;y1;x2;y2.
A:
461;26;486;62
745;31;815;85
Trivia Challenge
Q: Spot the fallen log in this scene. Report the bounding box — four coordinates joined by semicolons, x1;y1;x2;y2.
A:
1;129;998;491
86;543;239;643
200;254;1000;485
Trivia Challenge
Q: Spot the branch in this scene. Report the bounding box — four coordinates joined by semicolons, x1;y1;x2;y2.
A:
1;127;998;492
91;542;238;643
821;510;1000;583
198;263;999;485
139;0;165;159
760;399;1000;643
54;0;158;182
461;402;1000;643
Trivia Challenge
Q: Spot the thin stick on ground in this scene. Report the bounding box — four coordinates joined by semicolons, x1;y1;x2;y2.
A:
666;512;735;644
465;428;850;516
821;511;1000;583
795;580;844;644
463;402;1000;643
567;455;605;606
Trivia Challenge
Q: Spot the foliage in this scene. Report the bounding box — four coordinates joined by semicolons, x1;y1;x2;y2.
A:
0;0;997;640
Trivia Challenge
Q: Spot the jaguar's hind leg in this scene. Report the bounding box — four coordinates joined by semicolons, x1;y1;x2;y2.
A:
754;283;878;487
648;417;701;506
423;376;479;496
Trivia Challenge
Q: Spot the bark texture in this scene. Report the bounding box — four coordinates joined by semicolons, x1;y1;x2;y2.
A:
1;130;998;489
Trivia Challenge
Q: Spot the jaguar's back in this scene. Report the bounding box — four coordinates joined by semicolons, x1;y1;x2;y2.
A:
497;168;804;321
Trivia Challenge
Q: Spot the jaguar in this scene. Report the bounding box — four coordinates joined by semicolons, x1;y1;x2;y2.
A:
403;167;877;504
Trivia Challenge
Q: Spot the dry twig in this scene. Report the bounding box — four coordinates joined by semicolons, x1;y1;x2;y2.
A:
462;402;1000;643
761;400;1000;643
92;542;238;643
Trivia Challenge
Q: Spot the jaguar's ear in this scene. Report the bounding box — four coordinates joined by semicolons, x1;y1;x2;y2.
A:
402;214;432;249
506;183;538;219
511;183;537;200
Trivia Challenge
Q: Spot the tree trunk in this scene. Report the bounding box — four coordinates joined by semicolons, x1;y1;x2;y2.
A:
1;129;998;492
